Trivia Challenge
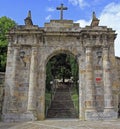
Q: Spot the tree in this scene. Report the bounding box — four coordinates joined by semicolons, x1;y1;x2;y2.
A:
50;54;71;82
69;55;78;87
46;61;53;91
46;53;78;85
0;16;16;72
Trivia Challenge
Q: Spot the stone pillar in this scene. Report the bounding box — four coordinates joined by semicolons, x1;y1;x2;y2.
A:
103;47;114;111
12;47;19;84
9;46;19;112
37;62;45;120
79;56;85;120
85;47;95;110
27;47;37;113
3;42;12;114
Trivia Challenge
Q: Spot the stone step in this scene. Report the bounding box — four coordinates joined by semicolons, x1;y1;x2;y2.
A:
47;83;77;118
56;88;69;92
50;100;74;109
47;109;77;118
54;92;71;100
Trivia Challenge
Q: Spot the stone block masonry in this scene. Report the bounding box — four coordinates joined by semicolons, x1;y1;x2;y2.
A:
1;10;120;121
0;72;5;120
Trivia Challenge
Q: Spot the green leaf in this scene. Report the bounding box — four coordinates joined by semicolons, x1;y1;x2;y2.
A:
0;16;16;72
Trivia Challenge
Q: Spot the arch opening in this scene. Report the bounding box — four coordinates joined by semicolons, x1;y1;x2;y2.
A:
45;52;79;119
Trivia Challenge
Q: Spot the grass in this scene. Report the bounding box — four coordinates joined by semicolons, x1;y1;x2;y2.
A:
45;92;51;112
45;92;51;101
71;88;79;113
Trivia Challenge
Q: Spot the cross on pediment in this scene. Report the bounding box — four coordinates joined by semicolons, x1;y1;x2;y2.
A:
56;3;68;20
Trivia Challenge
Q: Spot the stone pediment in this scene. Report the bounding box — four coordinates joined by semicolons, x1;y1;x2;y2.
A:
45;20;79;28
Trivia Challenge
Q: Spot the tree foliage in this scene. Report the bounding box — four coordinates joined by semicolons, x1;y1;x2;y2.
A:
46;61;53;91
46;53;78;90
69;54;78;86
0;16;16;72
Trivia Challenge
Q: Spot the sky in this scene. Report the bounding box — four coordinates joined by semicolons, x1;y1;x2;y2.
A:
0;0;120;57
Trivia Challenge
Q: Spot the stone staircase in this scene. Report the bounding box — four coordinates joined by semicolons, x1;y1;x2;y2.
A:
47;84;78;118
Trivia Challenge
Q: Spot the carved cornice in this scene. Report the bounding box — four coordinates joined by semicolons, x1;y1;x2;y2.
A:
7;21;116;49
81;31;116;48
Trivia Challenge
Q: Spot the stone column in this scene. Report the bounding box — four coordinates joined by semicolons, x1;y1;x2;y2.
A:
12;47;19;83
9;46;19;112
27;47;37;113
37;61;45;120
103;47;114;111
78;56;85;120
85;47;95;110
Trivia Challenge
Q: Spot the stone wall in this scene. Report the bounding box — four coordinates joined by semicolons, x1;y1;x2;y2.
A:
2;13;119;121
116;57;120;106
0;72;5;120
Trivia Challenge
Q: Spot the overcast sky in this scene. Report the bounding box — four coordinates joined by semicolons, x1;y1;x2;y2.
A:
0;0;120;56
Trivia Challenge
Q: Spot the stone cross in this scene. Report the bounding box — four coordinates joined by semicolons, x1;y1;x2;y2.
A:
56;3;68;20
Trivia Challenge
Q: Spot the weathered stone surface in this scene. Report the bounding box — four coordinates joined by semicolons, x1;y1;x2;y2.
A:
115;57;120;112
1;11;120;122
0;72;5;120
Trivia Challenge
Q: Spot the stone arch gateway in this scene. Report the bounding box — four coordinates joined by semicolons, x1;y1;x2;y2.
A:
45;50;79;118
2;11;119;122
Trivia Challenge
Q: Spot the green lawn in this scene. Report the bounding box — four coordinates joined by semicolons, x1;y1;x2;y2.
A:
71;88;79;114
45;92;51;113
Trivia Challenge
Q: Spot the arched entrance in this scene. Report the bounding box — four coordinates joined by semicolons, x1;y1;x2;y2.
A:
3;13;118;121
45;52;79;118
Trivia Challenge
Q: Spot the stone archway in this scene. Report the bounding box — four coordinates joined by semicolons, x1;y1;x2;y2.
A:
45;51;79;119
36;48;83;120
2;12;118;122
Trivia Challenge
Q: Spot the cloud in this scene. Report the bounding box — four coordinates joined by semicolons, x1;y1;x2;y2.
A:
47;7;55;12
69;0;89;8
75;2;120;57
75;19;91;27
45;15;52;21
99;2;120;57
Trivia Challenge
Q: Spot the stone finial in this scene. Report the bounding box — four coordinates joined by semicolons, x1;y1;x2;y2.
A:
93;12;97;20
27;10;31;18
90;12;99;27
24;10;33;26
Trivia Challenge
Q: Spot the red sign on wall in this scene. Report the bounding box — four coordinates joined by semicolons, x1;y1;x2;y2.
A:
96;77;101;82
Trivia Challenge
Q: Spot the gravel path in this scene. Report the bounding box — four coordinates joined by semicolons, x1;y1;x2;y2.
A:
0;119;120;129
